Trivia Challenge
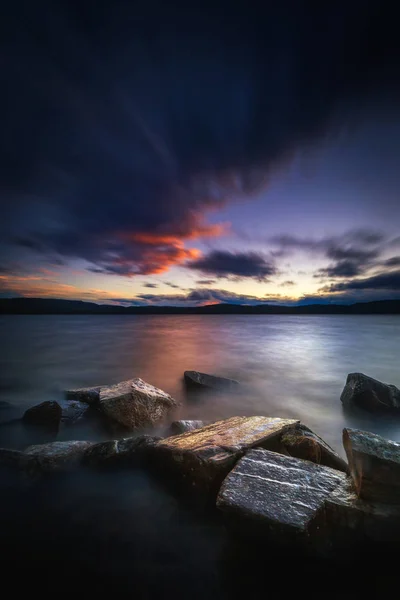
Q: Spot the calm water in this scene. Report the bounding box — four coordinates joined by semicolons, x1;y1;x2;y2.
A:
0;315;399;597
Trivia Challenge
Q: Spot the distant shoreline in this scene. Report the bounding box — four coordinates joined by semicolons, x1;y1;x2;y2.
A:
0;298;399;315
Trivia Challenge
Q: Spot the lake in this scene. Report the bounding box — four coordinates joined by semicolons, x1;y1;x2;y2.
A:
0;314;399;597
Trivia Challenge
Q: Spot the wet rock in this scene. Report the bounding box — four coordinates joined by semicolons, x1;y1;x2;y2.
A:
99;378;178;430
152;416;299;498
23;401;62;428
59;399;92;424
65;386;102;405
184;371;239;390
24;440;93;472
217;448;345;546
340;372;400;412
0;448;25;468
167;420;211;436
343;428;400;504
82;435;162;467
281;423;348;473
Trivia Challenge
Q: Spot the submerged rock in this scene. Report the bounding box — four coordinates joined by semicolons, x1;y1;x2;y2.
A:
99;378;178;430
24;440;93;472
343;428;400;504
184;371;239;390
152;416;298;497
23;401;62;428
281;424;348;473
217;448;345;547
167;420;211;436
340;372;400;412
65;386;102;405
83;435;162;467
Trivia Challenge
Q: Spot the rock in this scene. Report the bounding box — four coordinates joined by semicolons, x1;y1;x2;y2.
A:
82;435;162;467
0;448;25;468
340;372;400;412
99;378;178;430
23;440;93;472
65;386;102;405
152;416;299;498
167;420;211;435
59;399;92;424
281;423;348;473
23;401;62;428
184;371;239;390
217;448;345;547
343;427;400;504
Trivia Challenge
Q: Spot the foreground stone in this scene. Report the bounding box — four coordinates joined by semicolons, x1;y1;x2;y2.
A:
184;371;239;390
343;428;400;504
65;386;102;404
99;378;178;430
217;448;345;547
167;420;211;435
152;416;298;497
340;372;400;412
24;441;93;472
23;401;62;428
82;435;161;467
281;424;348;473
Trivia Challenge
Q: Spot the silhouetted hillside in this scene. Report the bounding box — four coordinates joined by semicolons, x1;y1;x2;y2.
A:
0;298;399;315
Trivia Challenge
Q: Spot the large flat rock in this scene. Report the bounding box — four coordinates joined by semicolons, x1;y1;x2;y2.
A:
152;416;299;497
343;427;400;504
99;378;178;430
217;448;345;544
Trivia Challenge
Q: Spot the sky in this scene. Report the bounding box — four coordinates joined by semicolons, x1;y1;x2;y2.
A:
1;1;400;306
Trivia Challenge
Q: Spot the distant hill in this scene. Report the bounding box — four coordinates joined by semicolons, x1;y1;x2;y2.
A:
0;297;399;314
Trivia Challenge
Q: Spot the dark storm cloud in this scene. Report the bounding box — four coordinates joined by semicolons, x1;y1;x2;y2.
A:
1;1;399;275
323;271;400;293
383;256;400;267
137;288;272;306
187;251;276;281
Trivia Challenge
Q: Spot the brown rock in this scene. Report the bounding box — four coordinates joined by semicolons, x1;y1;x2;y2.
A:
281;424;348;473
343;427;400;504
23;401;62;428
82;435;162;467
99;378;178;430
152;416;299;498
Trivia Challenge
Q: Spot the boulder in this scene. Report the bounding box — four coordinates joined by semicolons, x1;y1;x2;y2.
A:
59;399;92;424
23;440;93;472
343;428;400;504
65;386;102;405
281;423;348;473
82;435;162;468
184;371;239;390
23;401;62;428
340;372;400;412
217;448;345;547
167;420;211;435
99;378;178;430
0;448;25;468
152;416;299;498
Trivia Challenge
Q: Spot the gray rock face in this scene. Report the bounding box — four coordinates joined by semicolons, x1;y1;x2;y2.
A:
23;401;62;428
184;371;239;390
24;440;93;472
99;378;178;430
83;435;162;467
167;420;211;436
60;399;91;424
153;416;299;497
217;448;345;544
343;427;400;504
65;386;102;404
340;372;400;412
281;424;348;473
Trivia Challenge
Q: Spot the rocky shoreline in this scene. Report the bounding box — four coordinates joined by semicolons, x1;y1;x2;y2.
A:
1;370;400;558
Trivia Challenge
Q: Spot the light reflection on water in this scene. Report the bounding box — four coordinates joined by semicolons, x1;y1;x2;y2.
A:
0;314;400;453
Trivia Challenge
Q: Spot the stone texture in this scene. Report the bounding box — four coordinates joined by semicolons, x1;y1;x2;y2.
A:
23;401;62;428
281;423;348;473
0;448;25;468
184;370;239;390
99;378;178;430
65;386;102;404
343;427;400;504
340;372;400;412
60;399;92;424
217;448;345;543
167;420;211;436
152;416;299;497
83;435;162;467
24;440;93;472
